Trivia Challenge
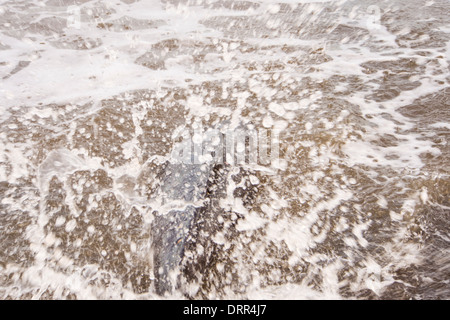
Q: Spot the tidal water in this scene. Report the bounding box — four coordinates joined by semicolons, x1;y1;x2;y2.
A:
0;0;449;299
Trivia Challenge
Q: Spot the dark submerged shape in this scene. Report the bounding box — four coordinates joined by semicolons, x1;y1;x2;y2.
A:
151;161;230;296
150;122;261;296
151;161;211;295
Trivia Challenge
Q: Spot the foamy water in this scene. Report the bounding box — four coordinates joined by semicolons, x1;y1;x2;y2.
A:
0;0;449;299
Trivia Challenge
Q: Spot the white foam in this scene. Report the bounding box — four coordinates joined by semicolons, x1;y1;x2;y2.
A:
1;0;448;300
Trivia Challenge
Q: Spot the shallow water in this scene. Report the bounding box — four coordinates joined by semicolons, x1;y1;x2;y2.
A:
0;0;449;299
